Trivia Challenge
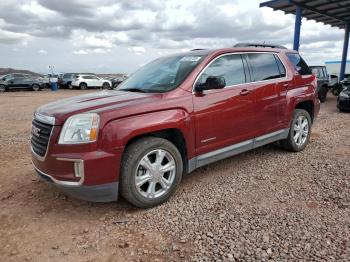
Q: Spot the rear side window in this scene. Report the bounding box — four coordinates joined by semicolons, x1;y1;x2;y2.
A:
248;53;281;81
286;53;311;75
197;54;246;87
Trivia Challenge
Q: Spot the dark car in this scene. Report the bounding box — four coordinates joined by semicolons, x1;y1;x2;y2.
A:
111;76;126;89
59;73;77;89
337;79;350;112
31;44;319;208
310;66;329;102
0;74;44;92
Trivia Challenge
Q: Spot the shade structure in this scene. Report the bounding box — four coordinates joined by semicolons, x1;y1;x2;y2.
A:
260;0;350;80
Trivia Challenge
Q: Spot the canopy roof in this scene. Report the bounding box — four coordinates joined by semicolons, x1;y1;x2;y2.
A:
260;0;350;29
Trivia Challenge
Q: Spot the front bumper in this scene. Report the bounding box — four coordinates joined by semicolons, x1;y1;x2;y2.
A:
33;161;119;202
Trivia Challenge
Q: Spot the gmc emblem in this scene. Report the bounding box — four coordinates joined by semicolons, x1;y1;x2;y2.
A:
32;126;41;137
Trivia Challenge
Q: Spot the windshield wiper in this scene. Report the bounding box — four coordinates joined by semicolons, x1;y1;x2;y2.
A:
120;88;148;93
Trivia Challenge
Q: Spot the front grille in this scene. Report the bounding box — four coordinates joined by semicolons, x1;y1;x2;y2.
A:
31;119;53;158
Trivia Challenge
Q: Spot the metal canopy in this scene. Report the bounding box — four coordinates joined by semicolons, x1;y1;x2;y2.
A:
260;0;350;80
260;0;350;29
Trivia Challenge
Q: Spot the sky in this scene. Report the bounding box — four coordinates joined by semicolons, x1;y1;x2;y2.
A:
0;0;347;74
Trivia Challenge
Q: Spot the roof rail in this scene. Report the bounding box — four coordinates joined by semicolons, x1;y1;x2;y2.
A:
190;48;206;51
233;43;287;49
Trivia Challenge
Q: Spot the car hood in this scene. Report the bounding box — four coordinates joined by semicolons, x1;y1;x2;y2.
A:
36;90;160;125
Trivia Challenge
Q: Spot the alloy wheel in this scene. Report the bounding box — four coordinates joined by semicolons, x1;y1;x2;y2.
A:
135;149;176;199
293;115;309;146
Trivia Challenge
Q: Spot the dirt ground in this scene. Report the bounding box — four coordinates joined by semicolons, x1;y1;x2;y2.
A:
0;90;349;261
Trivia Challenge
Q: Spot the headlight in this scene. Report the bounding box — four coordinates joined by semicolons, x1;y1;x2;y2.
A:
59;113;100;144
339;92;349;98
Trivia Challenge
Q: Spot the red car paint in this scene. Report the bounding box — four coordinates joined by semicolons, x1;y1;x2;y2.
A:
31;47;320;200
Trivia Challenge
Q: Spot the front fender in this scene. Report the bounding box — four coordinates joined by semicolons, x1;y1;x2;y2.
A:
100;109;195;158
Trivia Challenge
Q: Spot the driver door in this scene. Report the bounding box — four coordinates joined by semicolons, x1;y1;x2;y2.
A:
193;54;256;157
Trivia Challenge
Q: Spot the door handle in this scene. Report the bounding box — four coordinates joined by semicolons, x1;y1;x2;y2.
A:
240;89;250;96
282;82;290;88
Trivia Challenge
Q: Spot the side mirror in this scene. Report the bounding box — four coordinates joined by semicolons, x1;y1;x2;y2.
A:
195;76;226;92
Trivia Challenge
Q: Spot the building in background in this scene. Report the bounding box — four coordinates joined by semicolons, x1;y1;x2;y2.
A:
325;60;350;76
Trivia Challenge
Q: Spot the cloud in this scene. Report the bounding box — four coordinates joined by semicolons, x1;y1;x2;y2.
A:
38;49;48;54
128;46;146;55
0;0;347;72
73;49;88;55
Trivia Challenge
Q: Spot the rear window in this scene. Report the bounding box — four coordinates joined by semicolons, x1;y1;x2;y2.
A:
248;53;282;81
286;53;311;75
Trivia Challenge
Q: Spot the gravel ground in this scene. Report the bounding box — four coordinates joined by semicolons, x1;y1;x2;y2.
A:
0;90;349;261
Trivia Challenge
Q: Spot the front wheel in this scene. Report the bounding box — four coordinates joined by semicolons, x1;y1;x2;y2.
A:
32;84;40;91
280;109;312;152
318;86;328;103
120;137;183;208
79;83;88;90
0;85;6;93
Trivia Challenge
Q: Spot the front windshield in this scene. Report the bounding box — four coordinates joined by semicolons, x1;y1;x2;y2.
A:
118;54;205;93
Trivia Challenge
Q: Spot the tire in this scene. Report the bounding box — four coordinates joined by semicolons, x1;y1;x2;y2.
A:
79;83;88;90
120;137;183;208
67;82;74;89
0;85;6;93
280;109;312;152
32;84;40;91
102;82;111;90
318;86;328;103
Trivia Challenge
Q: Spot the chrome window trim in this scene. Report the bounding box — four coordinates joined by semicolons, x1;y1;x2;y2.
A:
192;51;289;94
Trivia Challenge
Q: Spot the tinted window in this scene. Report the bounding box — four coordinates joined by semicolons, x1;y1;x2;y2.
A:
248;53;281;81
82;76;93;79
286;53;311;75
274;54;286;77
311;68;324;78
197;54;246;87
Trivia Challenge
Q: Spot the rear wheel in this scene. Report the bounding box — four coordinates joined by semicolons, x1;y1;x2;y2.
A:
79;83;88;90
280;109;311;152
102;82;111;89
120;137;183;208
32;84;40;91
0;85;6;92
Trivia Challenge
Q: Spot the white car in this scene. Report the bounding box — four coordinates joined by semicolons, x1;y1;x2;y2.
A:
71;74;112;90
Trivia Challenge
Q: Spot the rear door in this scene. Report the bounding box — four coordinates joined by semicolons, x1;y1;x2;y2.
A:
90;76;101;87
246;52;289;136
193;53;256;156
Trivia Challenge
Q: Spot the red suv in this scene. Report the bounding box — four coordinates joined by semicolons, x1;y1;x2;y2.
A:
31;44;319;208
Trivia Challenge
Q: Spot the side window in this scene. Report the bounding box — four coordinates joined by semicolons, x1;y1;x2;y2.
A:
248;53;281;81
197;54;246;87
274;54;286;77
322;68;328;79
3;75;14;81
286;53;312;75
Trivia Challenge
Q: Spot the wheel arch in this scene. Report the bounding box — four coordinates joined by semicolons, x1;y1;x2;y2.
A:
101;109;194;174
295;100;314;122
124;128;188;173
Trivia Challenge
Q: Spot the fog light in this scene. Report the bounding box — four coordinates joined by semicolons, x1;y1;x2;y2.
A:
73;161;84;178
